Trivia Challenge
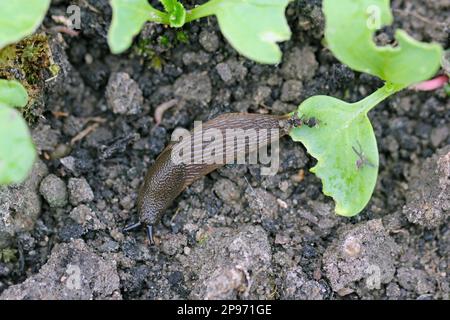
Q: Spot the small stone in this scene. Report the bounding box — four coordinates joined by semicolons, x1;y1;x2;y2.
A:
105;72;143;115
274;233;290;245
403;147;449;228
0;160;48;248
277;198;288;209
272;101;296;114
70;205;96;227
60;156;76;173
342;235;361;257
84;53;93;64
245;188;279;220
279;180;289;193
182;51;210;66
39;174;68;208
58;223;86;242
160;233;187;256
233;100;251;113
68;178;94;205
227;59;248;81
199;30;219;52
32;124;60;153
323;219;399;292
85;127;113;148
253;86;271;105
167;271;184;287
282;267;326;300
430;126;449;148
397;267;436;295
281;46;318;81
213;179;240;204
281;80;302;103
119;195;134;211
385;282;401;299
216;62;233;83
187;226;272;299
174;72;212;105
0;239;121;299
337;287;354;297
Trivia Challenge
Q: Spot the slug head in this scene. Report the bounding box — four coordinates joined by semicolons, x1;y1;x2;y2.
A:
137;146;187;225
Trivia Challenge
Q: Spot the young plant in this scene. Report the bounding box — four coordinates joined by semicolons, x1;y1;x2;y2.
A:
0;0;51;48
108;0;292;64
289;0;443;216
0;0;49;184
0;80;35;184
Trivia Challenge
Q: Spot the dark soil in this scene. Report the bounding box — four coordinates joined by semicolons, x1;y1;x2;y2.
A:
0;0;448;300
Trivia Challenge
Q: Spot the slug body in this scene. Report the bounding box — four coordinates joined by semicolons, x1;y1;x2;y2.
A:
137;113;291;228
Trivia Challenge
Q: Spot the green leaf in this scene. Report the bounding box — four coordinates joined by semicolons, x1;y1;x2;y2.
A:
0;79;29;108
187;0;291;64
168;2;186;28
290;85;402;216
159;0;176;13
0;0;50;49
159;0;185;27
445;83;450;97
0;103;36;185
323;0;443;86
108;0;169;54
215;0;291;64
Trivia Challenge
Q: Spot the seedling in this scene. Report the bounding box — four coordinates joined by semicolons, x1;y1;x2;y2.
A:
0;0;50;49
289;0;443;216
107;0;292;64
0;0;49;184
0;79;36;184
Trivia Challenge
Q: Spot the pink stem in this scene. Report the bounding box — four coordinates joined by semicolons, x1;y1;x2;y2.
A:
410;75;449;91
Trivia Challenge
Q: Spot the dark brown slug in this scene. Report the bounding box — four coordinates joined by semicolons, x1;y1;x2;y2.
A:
127;113;293;241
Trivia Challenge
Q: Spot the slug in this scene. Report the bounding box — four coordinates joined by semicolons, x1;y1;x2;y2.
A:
125;113;293;242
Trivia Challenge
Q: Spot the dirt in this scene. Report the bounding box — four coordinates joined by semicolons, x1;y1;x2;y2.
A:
0;0;449;300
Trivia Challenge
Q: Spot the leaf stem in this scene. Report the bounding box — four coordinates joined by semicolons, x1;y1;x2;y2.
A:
148;5;171;24
356;82;405;115
185;0;220;23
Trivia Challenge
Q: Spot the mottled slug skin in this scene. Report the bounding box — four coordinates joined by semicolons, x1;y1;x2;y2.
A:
137;113;291;225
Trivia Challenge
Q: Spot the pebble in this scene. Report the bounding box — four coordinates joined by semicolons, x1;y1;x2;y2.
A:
105;72;143;115
39;174;68;208
68;178;94;205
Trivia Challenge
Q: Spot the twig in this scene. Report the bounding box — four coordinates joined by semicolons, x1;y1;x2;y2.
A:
52;111;69;118
154;99;179;126
50;26;80;37
70;123;99;145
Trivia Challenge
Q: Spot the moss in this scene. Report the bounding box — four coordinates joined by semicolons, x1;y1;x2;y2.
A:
0;33;59;124
197;233;209;246
158;35;170;47
1;248;17;263
134;38;164;71
49;63;61;77
133;29;189;71
176;31;189;44
267;276;279;299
